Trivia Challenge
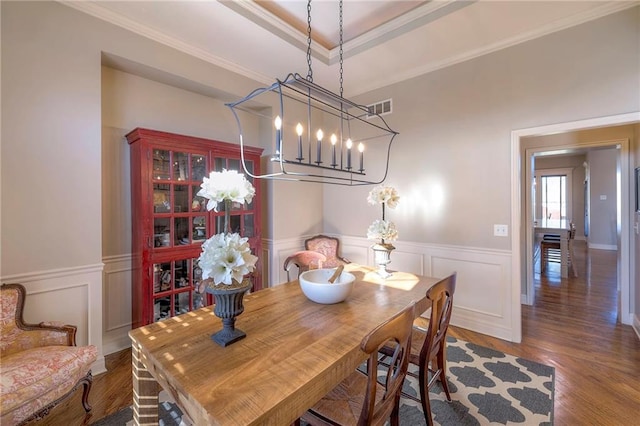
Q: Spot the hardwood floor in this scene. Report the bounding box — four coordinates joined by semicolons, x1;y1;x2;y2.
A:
32;241;640;425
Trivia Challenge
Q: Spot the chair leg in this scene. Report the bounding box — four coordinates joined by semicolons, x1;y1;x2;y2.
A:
568;243;578;278
437;348;452;402
418;362;434;426
80;371;93;412
390;395;401;426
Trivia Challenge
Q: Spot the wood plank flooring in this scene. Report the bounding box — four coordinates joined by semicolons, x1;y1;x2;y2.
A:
30;241;640;425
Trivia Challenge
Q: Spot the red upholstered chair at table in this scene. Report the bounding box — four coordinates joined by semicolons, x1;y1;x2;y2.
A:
0;283;97;426
304;235;350;268
284;250;327;282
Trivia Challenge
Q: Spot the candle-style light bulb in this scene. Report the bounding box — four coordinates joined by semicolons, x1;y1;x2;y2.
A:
296;123;304;161
346;138;353;170
358;143;365;173
315;129;324;165
330;134;337;167
274;116;282;158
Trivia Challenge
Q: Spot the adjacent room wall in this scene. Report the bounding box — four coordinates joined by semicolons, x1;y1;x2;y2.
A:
588;149;619;249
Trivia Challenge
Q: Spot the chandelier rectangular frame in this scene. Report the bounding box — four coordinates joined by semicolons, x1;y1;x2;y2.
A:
226;72;399;186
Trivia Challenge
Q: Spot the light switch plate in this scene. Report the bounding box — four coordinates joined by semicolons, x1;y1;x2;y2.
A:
494;224;508;237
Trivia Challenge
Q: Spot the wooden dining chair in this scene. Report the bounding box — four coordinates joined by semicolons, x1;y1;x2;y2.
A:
379;272;456;426
540;222;577;277
299;303;415;426
304;235;350;268
283;250;327;282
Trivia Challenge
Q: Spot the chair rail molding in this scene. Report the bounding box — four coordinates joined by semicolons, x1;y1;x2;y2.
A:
1;263;106;374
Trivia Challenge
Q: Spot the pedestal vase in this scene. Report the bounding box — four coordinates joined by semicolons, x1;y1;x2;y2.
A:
206;278;252;347
372;243;395;278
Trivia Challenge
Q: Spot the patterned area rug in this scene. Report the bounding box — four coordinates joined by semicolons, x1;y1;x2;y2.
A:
93;337;554;425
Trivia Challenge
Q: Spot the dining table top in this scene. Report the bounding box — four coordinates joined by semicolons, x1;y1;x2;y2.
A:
534;217;570;230
128;263;440;426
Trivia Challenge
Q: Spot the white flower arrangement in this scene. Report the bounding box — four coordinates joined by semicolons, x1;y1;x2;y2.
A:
198;233;258;285
367;185;400;209
367;219;398;242
197;169;258;286
366;185;400;243
197;169;256;212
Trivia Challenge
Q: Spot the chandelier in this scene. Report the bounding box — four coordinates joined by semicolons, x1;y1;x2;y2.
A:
226;0;398;186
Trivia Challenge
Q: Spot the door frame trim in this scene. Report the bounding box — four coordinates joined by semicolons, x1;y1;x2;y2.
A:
510;111;639;343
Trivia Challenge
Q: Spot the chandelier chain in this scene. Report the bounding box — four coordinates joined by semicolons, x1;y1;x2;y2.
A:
306;0;313;82
339;0;344;97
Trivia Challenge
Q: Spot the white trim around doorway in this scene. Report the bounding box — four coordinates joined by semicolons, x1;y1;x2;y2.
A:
511;111;639;343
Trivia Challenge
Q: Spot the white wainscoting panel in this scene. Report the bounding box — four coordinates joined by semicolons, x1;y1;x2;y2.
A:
1;265;107;374
103;254;133;355
264;237;308;287
338;236;514;341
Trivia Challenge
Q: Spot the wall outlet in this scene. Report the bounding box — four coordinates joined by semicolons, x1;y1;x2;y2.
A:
494;224;509;237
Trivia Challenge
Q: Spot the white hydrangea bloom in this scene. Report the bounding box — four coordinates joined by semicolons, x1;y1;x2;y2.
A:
199;233;258;286
197;169;256;212
366;219;398;242
366;185;400;209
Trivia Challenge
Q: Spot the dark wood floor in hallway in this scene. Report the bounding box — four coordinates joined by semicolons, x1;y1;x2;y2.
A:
30;240;640;425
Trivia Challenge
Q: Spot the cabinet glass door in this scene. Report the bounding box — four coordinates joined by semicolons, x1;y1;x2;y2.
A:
152;150;210;248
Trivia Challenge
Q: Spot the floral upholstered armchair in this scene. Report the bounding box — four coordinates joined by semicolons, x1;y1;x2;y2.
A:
304;235;350;268
0;283;97;425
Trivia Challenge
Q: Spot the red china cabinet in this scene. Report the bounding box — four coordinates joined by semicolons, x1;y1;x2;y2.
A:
127;128;263;329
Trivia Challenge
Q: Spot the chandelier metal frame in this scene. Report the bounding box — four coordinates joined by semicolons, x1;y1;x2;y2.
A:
226;0;398;186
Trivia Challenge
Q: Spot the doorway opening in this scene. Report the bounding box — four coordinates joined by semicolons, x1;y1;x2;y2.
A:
509;112;638;343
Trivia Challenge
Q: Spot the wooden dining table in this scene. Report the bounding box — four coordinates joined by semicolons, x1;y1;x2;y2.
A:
128;263;439;426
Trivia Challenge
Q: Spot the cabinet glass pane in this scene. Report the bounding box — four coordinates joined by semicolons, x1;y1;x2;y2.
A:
153;184;171;213
244;161;254;176
216;214;240;234
244;163;255;209
175;217;189;245
154;296;171;322
173;152;189;181
154;218;170;247
214;157;225;171
244;214;254;237
175;292;191;316
228;158;240;172
175;185;188;213
153;149;170;180
193;289;207;310
192;216;206;241
192;259;203;287
192;155;206;181
191;185;206;212
175;259;189;289
154;262;172;294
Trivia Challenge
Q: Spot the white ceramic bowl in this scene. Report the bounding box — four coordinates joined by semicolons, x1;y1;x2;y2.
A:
299;268;355;304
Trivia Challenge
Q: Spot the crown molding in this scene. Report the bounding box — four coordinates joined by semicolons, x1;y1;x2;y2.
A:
58;0;273;86
349;1;639;96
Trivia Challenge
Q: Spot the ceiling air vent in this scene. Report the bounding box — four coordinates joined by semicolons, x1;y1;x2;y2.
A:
366;99;392;118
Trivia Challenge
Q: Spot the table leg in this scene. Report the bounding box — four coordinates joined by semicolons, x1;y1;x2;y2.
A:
560;232;568;278
132;342;159;426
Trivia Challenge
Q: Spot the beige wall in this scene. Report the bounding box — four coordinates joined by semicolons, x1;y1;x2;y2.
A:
588;149;619;248
324;7;639;251
2;2;639;347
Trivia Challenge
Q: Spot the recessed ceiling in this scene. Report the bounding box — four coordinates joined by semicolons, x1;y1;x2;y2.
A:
67;1;637;97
